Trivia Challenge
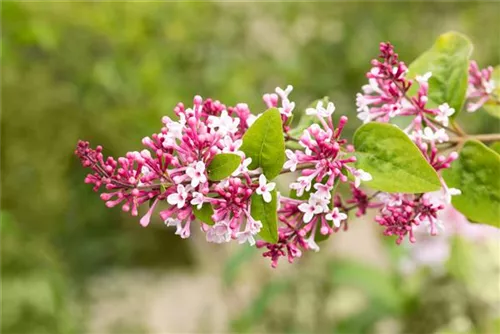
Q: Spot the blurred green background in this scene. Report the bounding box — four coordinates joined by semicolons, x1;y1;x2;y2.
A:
2;2;499;334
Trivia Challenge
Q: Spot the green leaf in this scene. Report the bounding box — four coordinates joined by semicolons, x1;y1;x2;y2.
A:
353;123;441;193
483;65;500;119
192;203;215;225
240;108;285;179
490;141;500;155
442;140;500;227
207;153;241;181
250;190;278;243
408;31;473;119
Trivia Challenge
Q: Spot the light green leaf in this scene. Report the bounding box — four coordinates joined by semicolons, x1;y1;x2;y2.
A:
240;108;285;179
483;65;500;119
353;123;441;193
251;190;278;243
442;140;500;227
193;203;215;225
207;153;241;181
408;31;473;119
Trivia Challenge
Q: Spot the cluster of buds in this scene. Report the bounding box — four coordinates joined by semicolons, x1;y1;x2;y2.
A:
466;60;496;112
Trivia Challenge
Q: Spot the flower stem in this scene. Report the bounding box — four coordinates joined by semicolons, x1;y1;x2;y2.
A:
448;133;500;143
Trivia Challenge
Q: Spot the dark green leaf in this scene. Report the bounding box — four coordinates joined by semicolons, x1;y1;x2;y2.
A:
207;153;241;181
240;108;285;179
250;190;278;243
353;123;441;193
442;140;500;227
408;31;473;119
192;203;215;225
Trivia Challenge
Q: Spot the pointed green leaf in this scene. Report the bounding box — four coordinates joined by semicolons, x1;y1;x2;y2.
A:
353;123;441;193
251;190;278;243
483;65;500;119
442;140;500;227
240;108;285;179
193;203;215;225
207;153;241;181
408;31;473;119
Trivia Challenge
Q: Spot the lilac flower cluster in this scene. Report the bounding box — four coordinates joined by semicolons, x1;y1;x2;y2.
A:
76;86;374;267
353;42;499;245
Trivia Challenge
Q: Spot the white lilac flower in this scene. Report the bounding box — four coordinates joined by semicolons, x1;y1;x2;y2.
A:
186;161;207;187
416;71;432;84
232;157;253;176
298;198;324;223
167;184;188;209
208;110;240;136
435;103;455;127
306;101;336;118
352;169;372;188
283;149;298;172
190;192;205;210
325;207;347;228
255;174;276;203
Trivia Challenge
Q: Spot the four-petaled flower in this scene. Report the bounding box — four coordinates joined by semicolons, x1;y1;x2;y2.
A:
298;198;324;223
325;207;347;228
232;157;253;176
306;101;336;118
283;149;298;172
190;192;205;209
420;127;449;143
435;103;455;127
415;71;432;84
186;161;207;187
256;174;276;203
167;184;188;209
208;110;240;136
352;169;372;188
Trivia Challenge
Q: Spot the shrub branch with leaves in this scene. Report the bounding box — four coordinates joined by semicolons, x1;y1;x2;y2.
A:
75;32;500;268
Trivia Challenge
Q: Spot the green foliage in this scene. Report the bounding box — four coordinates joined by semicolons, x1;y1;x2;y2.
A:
223;246;258;287
490;141;500;154
483;65;500;119
240;108;286;180
443;140;500;227
1;213;82;334
353;123;441;193
330;261;403;314
408;31;473;118
207;153;241;181
192;203;215;225
250;190;279;243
